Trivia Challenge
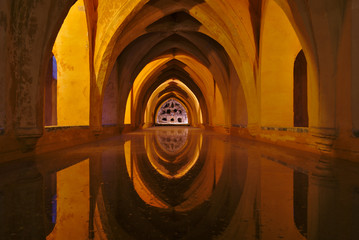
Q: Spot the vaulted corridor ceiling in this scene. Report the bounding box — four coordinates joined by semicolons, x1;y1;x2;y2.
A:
0;0;359;239
0;0;358;164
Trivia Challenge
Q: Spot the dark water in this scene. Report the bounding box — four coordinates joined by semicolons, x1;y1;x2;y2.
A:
0;127;359;240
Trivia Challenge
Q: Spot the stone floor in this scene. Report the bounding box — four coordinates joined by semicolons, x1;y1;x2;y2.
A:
0;127;358;240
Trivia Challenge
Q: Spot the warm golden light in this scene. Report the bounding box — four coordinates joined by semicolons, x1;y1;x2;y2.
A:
52;0;90;126
46;159;90;240
1;0;358;239
260;0;302;127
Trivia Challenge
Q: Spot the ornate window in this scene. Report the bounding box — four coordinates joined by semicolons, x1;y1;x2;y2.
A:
156;98;188;125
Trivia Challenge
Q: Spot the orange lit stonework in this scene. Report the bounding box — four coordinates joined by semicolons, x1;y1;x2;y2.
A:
0;0;358;239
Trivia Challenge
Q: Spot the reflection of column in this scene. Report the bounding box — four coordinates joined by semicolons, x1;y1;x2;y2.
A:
89;153;103;240
0;172;45;239
0;192;3;235
46;159;90;240
217;149;260;239
293;171;308;237
308;156;338;240
260;158;305;240
353;189;359;237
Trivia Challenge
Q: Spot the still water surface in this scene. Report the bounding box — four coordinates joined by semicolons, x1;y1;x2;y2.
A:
1;127;359;240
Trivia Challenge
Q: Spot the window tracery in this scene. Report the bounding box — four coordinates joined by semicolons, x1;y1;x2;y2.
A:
156;98;188;125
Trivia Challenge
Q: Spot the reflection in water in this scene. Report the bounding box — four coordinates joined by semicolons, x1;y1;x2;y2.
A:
46;159;90;240
43;172;57;228
294;171;308;237
0;127;359;239
106;128;243;239
144;128;202;179
155;128;189;154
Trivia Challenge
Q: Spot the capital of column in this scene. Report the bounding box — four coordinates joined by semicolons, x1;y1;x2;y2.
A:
15;127;43;152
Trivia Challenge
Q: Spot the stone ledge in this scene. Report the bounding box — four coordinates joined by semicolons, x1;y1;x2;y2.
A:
45;125;90;132
102;124;118;127
232;124;247;128
261;126;309;133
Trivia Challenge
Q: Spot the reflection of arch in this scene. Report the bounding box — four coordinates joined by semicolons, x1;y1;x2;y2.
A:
144;128;202;180
124;132;207;209
155;98;189;125
98;130;247;239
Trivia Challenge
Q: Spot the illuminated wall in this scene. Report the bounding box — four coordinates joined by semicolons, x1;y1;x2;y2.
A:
260;159;306;239
53;0;90;126
259;0;302;128
213;84;226;126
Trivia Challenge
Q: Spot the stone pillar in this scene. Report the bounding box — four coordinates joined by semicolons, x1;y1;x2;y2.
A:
7;0;75;150
352;0;359;137
0;167;45;239
307;0;346;153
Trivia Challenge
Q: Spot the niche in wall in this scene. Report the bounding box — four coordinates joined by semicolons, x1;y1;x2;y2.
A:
293;50;308;127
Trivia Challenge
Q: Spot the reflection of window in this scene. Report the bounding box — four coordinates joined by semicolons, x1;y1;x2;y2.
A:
44;172;57;235
293;171;308;237
51;194;57;224
156;129;189;154
156;98;188;125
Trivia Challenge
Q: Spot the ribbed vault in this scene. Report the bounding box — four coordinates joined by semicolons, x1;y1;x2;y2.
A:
93;0;257;130
1;0;353;159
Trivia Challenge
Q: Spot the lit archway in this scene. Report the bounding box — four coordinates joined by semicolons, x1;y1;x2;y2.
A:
52;0;90;126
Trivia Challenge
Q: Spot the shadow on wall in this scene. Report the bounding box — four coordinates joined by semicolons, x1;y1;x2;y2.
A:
45;55;58;126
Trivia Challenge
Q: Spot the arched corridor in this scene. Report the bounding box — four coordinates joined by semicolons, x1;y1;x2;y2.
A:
0;0;359;239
